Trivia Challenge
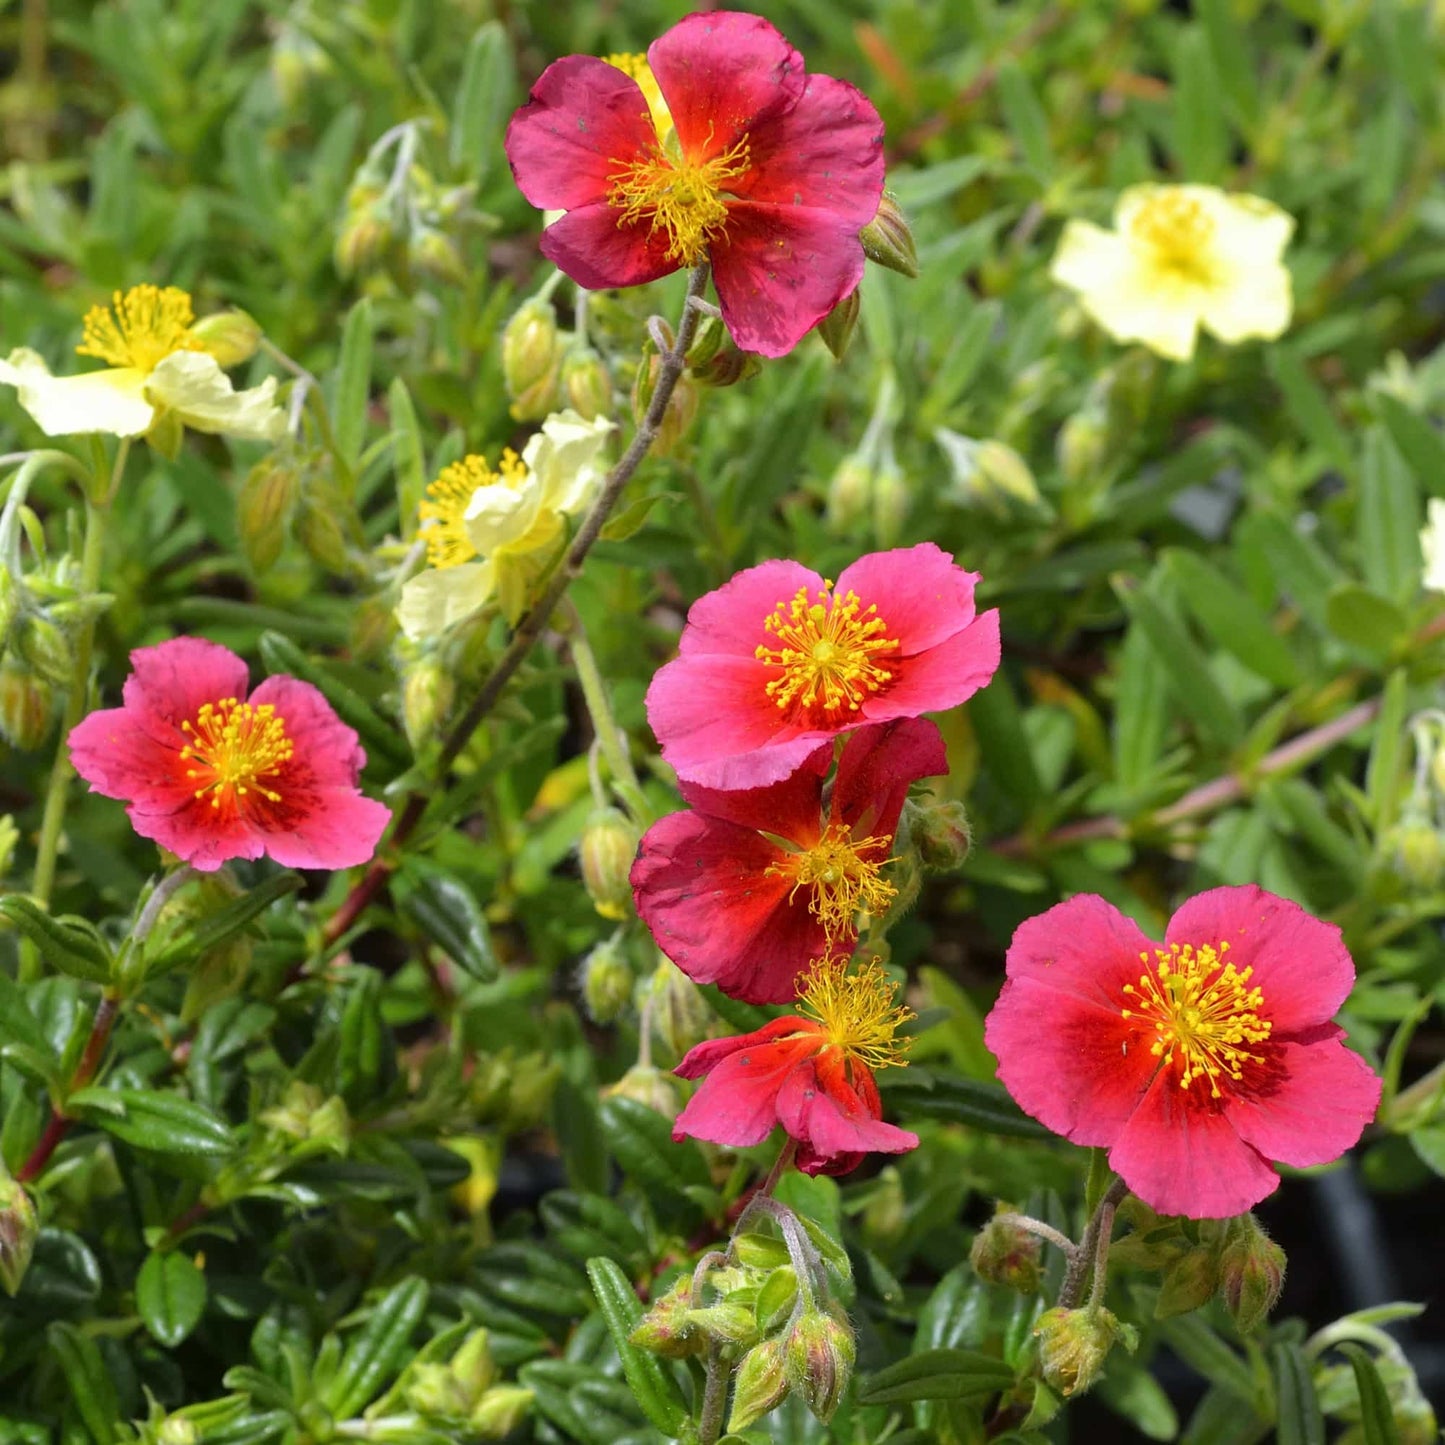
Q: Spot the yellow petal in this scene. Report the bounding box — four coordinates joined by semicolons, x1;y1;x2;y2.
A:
1197;192;1294;345
1422;499;1445;594
463;478;544;554
523;408;614;514
145;351;286;442
397;561;496;640
0;349;154;436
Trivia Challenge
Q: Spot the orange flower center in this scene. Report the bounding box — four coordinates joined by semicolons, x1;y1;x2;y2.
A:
1128;191;1218;284
767;823;896;944
798;957;913;1074
76;284;209;373
179;697;294;811
1120;941;1272;1097
755;582;899;719
607;138;750;265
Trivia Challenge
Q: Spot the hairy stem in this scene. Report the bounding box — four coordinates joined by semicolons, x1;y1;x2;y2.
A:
698;1345;729;1445
1058;1177;1129;1310
992;1212;1077;1259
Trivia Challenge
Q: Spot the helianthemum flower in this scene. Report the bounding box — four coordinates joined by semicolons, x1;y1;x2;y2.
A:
68;637;391;872
504;10;885;358
646;543;1000;790
632;719;946;1003
0;284;284;442
1050;184;1293;362
397;409;613;636
984;886;1382;1219
673;958;919;1175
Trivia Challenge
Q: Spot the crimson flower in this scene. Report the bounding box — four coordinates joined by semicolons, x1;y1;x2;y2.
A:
632;719;946;1004
504;11;885;358
984;887;1382;1219
673;958;919;1176
645;543;1000;791
69;637;391;873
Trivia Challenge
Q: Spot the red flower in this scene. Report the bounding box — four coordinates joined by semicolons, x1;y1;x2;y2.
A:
645;543;1000;791
504;11;885;358
632;719;946;1004
69;637;391;873
673;958;919;1175
983;887;1382;1219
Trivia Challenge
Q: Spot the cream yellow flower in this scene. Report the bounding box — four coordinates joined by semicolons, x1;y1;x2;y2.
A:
398;410;613;638
1050;185;1294;362
1422;499;1445;593
0;285;285;443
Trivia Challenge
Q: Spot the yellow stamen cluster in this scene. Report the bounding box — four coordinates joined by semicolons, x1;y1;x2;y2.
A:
607;138;750;265
76;285;208;373
179;698;294;811
768;823;897;944
417;451;527;569
756;583;899;718
1121;941;1272;1097
1129;191;1218;285
798;957;914;1073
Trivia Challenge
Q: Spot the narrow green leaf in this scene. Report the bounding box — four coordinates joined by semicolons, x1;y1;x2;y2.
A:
324;1277;429;1418
1358;427;1421;602
1325;584;1408;656
1367;669;1409;831
599;1095;711;1218
880;1071;1048;1138
333;297;373;479
66;1087;235;1157
600;491;671;543
46;1322;118;1445
1195;0;1259;125
1269;350;1353;475
1271;1342;1325;1445
137;1250;208;1347
1339;1344;1401;1445
389;378;428;541
1159;1316;1256;1402
1097;1355;1179;1441
0;896;112;984
585;1257;690;1435
450;21;514;180
396;858;498;980
144;871;301;977
1237;509;1341;634
995;59;1053;177
1166;549;1301;688
0;970;55;1059
1373;392;1445;501
1172;28;1227;180
857;1346;1015;1405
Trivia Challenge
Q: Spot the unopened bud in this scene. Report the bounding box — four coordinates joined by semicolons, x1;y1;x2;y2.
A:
0;1176;38;1296
406;1362;472;1421
826;456;875;534
580;935;634;1024
871;456;911;548
156;1418;197;1445
16;614;71;684
334;195;392;279
470;1385;533;1439
503;298;564;422
783;1309;856;1424
646;960;711;1058
970;1214;1043;1295
631;354;697;456
903;795;972;873
687;318;761;386
561;346;614;420
294;470;362;577
727;1336;790;1432
1154;1245;1220;1319
689;1301;759;1348
236;457;299;574
815;286;861;360
500;1051;559;1131
860;192;918;279
408;227;467;287
937;429;1044;517
450;1328;497;1401
604;1063;681;1117
0;655;54;750
579;808;639;922
1217;1216;1285;1333
402;658;455;753
630;1278;707;1358
1034;1306;1136;1397
1390;819;1445;891
189;309;262;368
1056;407;1108;490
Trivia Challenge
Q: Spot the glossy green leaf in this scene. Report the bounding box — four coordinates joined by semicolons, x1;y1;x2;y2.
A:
324;1277;429;1418
396;857;498;980
0;896;111;984
66;1087;235;1157
1339;1344;1401;1445
136;1249;207;1347
144;871;301;977
857;1346;1016;1404
46;1321;117;1445
585;1257;690;1435
450;21;514;180
1271;1341;1325;1445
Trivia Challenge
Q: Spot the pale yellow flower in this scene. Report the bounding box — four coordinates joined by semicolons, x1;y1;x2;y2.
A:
1050;185;1294;362
398;410;613;638
0;285;284;442
1422;498;1445;593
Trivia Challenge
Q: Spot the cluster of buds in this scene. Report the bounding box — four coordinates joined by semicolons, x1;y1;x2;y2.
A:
236;445;368;579
825;371;910;544
935;429;1048;522
404;1328;533;1439
259;1080;353;1156
468;1047;560;1134
501;290;619;425
1383;711;1445;891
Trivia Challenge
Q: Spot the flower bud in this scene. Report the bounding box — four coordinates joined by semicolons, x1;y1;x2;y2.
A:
401;657;455;752
783;1308;856;1424
0;1176;38;1296
189;309;262;367
503;298;564;422
500;1051;560;1132
727;1337;790;1432
936;429;1044;518
1390;818;1445;892
294;469;363;578
1154;1244;1220;1319
15;614;71;684
0;568;20;646
406;1362;472;1421
579;808;639;922
0;655;54;750
969;1214;1043;1296
1056;407;1109;490
630;1278;707;1358
860;192;919;279
604;1063;682;1117
580;935;634;1024
470;1385;533;1439
334;189;393;279
826;456;875;534
686;318;762;386
450;1328;497;1402
1033;1306;1135;1397
561;346;614;420
156;1418;198;1445
236;457;299;575
646;960;711;1058
689;1301;759;1348
1217;1217;1285;1334
871;455;911;549
815;286;861;360
631;354;697;456
902;796;972;873
407;227;467;287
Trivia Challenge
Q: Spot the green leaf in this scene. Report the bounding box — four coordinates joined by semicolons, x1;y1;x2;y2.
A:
995;59;1053;177
599;1095;712;1220
0;969;55;1059
450;21;514;181
389;378;428;542
336;967;394;1106
1195;0;1259;125
333;297;373;480
66;1087;235;1157
1097;1354;1179;1441
1159;1316;1256;1403
46;1321;118;1445
1358;427;1421;603
0;896;112;984
395;857;498;980
600;491;672;543
880;1070;1049;1138
1367;669;1410;831
144;871;301;977
1172;27;1226;180
1113;622;1170;794
857;1346;1016;1405
1271;1341;1325;1445
136;1249;208;1347
1325;584;1408;656
1372;392;1445;501
1338;1344;1401;1445
585;1257;690;1436
1269;349;1353;474
1165;549;1301;688
324;1277;429;1418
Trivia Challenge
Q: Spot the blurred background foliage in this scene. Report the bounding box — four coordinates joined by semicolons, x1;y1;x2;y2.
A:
1;0;1445;1440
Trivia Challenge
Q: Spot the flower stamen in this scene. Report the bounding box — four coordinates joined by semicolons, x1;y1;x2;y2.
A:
179;697;294;811
417;450;528;570
607;138;750;265
768;822;896;943
798;957;913;1073
1128;192;1218;285
76;285;208;373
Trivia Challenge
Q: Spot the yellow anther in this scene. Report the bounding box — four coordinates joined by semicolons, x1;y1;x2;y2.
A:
768;823;897;944
1128;191;1218;285
417;450;528;570
178;697;294;811
77;285;208;372
607;138;750;265
798;957;914;1073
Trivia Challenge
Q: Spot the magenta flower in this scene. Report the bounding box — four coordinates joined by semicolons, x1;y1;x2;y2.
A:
645;543;1000;791
504;11;885;358
983;887;1382;1219
69;637;391;873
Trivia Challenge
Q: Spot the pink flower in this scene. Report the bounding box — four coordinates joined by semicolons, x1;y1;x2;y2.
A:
645;543;1000;791
983;886;1382;1219
69;637;391;873
632;719;946;1003
504;11;885;358
673;958;919;1176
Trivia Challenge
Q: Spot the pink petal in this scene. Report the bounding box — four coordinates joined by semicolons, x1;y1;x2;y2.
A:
735;73;884;226
858;610;1001;723
999;893;1156;1009
672;1034;819;1149
674;748;828;843
775;1059;918;1163
1108;1073;1280;1219
1225;1036;1380;1169
256;785;392;871
249;675;367;786
830;718;948;839
504;55;658;211
835;545;980;656
68;707;192;809
539;203;680;292
647;11;804;165
677;557;824;659
121;637;251;749
674;1017;814;1080
125;796;264;874
710;202;866;357
1164;886;1356;1034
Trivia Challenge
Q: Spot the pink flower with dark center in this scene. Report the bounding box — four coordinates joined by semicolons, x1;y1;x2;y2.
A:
645;543;1000;791
504;11;885;358
984;886;1382;1219
632;719;947;1003
69;637;391;873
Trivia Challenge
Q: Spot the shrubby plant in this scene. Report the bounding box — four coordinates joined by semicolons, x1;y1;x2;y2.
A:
0;2;1442;1442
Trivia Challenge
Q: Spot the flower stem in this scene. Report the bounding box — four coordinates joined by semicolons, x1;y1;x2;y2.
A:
697;1345;729;1445
1058;1177;1129;1310
992;1212;1077;1259
321;263;712;948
